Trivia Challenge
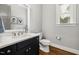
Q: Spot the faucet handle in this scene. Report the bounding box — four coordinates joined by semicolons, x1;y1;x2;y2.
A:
12;32;16;36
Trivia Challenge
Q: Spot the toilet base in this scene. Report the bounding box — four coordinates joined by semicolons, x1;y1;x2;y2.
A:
40;44;50;52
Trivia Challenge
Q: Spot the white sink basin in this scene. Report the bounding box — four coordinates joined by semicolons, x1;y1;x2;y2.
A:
13;33;36;38
0;32;38;43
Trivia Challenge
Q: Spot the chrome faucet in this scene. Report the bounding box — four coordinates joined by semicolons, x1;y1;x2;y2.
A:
25;25;28;33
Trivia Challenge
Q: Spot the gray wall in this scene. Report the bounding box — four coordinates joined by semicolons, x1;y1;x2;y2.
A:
0;5;11;16
42;4;79;50
30;4;42;33
11;4;27;26
11;5;27;29
0;5;11;30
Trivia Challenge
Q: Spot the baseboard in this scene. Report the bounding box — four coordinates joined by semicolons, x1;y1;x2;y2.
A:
39;46;76;55
50;43;79;55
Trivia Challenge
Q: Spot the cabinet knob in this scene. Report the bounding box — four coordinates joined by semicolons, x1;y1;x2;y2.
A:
7;50;11;53
29;48;31;50
0;51;5;54
26;49;29;52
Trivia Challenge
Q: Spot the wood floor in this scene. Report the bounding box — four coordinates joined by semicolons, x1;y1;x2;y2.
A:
39;46;76;55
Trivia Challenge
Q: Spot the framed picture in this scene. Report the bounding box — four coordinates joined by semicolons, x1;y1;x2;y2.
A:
56;4;76;25
10;16;18;24
17;17;23;24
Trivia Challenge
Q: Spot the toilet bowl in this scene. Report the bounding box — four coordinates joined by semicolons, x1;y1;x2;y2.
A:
39;33;50;52
40;39;50;52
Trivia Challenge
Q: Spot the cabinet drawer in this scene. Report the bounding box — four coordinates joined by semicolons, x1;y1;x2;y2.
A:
30;43;39;55
16;39;30;51
15;48;26;55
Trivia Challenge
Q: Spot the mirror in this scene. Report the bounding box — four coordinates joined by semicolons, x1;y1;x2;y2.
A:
0;4;11;30
0;17;5;33
0;4;28;32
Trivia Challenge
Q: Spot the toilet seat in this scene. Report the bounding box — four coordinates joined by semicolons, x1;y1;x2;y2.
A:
40;39;50;45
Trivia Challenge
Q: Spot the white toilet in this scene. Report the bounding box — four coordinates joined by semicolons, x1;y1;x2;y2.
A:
40;39;50;52
39;33;50;52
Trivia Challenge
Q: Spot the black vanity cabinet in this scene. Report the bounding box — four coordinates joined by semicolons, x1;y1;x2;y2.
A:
16;36;39;55
0;45;16;55
0;36;39;55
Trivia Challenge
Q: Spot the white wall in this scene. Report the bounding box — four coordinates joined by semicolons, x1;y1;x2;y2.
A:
30;4;42;33
42;4;79;50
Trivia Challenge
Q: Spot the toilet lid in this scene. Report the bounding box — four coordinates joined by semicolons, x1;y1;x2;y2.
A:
40;39;50;43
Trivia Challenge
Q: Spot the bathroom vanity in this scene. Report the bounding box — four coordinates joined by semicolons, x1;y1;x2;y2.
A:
0;4;39;55
0;33;40;55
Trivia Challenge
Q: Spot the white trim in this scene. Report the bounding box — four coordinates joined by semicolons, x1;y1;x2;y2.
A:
5;29;25;33
56;23;76;26
8;4;29;9
50;43;79;55
27;5;30;33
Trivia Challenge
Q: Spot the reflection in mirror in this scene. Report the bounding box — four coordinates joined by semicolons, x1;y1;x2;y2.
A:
0;4;28;32
0;4;11;30
2;16;11;30
0;17;5;33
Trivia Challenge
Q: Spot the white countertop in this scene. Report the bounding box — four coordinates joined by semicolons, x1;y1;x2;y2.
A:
0;32;40;49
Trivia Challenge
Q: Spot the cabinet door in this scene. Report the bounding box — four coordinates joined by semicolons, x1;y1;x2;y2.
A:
25;45;32;55
26;37;39;55
0;45;16;55
33;36;39;55
29;43;39;55
15;45;30;55
24;45;38;55
15;48;26;55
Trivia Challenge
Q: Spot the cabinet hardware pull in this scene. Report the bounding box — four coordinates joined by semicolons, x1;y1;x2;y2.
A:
29;48;31;50
0;51;5;54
